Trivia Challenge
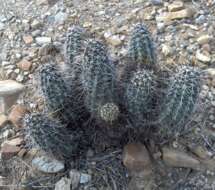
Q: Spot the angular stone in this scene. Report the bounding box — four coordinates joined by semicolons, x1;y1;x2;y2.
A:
69;169;81;189
105;34;123;46
18;148;27;158
197;35;212;45
8;105;28;128
162;147;201;170
158;7;196;22
17;59;32;71
196;50;211;63
23;35;34;44
31;19;41;29
0;114;7;127
2;137;24;147
123;143;151;172
0;80;25;113
36;37;52;45
55;177;71;190
168;1;184;12
32;156;65;173
1;143;21;159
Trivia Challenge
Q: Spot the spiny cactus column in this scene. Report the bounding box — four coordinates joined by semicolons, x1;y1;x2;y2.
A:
128;23;156;70
24;113;82;160
125;69;157;127
81;40;119;124
160;66;202;133
65;26;87;65
39;62;82;124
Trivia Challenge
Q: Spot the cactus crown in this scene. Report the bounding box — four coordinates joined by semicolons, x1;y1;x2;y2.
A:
125;69;157;126
24;113;81;160
160;65;201;129
128;23;156;68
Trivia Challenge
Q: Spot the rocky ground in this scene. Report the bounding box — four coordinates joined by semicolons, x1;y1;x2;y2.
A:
0;0;215;189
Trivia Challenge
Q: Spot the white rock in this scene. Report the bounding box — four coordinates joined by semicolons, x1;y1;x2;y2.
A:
55;177;71;190
55;12;68;25
196;50;211;63
162;44;171;56
32;156;64;173
0;22;5;31
197;35;211;45
80;173;91;184
36;37;52;45
69;169;80;189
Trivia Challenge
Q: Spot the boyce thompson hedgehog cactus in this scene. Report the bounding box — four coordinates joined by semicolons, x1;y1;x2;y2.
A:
128;23;156;69
160;65;202;132
39;62;83;124
24;113;82;160
125;69;157;127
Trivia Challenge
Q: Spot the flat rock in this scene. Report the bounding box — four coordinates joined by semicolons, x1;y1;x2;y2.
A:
32;156;65;173
0;80;25;113
0;114;7;127
157;7;196;22
162;147;201;170
8;104;28;128
168;1;184;12
1;143;21;160
55;177;71;190
0;80;24;96
123;143;152;172
2;137;24;147
36;37;52;45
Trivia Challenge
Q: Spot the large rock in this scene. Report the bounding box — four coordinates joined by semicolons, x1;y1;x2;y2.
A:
0;80;25;113
162;147;201;170
123;143;152;172
32;156;65;173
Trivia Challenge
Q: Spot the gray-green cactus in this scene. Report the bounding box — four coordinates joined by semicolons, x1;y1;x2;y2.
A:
39;62;81;124
24;113;82;160
128;23;156;69
81;40;119;123
160;65;201;131
125;69;157;127
65;26;86;65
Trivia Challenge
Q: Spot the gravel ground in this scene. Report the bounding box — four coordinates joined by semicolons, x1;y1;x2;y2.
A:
0;0;215;189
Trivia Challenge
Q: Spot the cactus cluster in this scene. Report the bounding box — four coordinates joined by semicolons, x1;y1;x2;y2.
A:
24;113;82;160
24;23;203;163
